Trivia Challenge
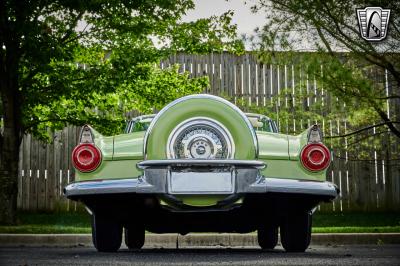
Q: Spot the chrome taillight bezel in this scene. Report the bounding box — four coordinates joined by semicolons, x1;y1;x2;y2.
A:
72;125;101;172
300;142;331;172
72;143;102;172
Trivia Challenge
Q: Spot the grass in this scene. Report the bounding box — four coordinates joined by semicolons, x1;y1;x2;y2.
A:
0;212;399;234
313;212;400;227
312;212;400;233
312;226;400;233
0;225;91;234
0;212;91;234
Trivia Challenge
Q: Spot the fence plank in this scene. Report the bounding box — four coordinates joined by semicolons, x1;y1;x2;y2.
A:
22;134;31;210
37;141;47;210
46;132;54;210
17;138;23;209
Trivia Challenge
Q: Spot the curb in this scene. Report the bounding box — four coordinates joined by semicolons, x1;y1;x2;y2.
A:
1;233;399;247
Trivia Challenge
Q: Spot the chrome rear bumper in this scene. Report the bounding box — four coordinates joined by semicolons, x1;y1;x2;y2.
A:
64;177;338;198
64;159;339;199
64;160;339;199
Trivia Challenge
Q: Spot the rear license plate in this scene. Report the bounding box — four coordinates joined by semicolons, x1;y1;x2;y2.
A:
168;171;234;194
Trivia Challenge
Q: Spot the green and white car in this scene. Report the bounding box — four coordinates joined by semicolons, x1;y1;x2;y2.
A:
65;94;338;252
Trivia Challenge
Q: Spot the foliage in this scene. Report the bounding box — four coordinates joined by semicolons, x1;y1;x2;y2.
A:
167;10;245;54
1;0;243;140
251;0;400;140
30;64;208;137
0;0;244;224
230;59;396;160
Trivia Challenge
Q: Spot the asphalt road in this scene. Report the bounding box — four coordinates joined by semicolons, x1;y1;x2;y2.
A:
1;245;399;266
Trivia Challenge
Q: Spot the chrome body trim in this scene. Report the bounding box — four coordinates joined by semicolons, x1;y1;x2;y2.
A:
245;113;273;121
79;125;95;143
137;159;265;169
135;114;157;120
143;94;259;159
307;124;323;143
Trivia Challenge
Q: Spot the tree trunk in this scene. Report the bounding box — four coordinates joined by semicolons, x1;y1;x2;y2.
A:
0;128;19;225
0;67;22;225
0;0;25;224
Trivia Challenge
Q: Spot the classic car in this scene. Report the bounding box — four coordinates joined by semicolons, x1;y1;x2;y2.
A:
64;94;339;252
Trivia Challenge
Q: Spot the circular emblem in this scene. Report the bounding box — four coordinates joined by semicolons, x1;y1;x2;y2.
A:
167;117;235;159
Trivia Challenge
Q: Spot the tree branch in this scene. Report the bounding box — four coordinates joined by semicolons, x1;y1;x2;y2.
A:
313;23;333;54
373;105;400;138
346;130;389;146
326;121;400;138
377;95;400;100
60;11;84;43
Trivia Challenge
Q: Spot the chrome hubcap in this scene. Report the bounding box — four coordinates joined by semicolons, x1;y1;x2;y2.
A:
167;117;234;159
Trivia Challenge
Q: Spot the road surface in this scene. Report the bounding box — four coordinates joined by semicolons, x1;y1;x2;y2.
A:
1;245;399;265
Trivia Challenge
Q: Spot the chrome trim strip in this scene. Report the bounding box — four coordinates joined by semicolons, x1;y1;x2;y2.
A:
137;159;266;169
128;114;157;123
143;94;259;159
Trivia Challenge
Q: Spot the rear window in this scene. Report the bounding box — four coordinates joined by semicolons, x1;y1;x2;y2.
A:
125;117;154;133
247;115;278;133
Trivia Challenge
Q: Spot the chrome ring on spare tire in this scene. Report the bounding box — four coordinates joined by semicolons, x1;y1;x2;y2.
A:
167;117;235;159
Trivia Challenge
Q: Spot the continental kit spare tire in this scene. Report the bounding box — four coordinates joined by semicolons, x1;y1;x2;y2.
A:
144;94;258;160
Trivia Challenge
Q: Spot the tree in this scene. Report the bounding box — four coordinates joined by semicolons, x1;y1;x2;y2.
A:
251;0;400;139
0;0;243;224
232;81;396;163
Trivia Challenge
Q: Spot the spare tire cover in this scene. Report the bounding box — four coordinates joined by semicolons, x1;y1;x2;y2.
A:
144;94;258;160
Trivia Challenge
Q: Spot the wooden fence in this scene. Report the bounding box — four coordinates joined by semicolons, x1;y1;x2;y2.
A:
17;52;400;212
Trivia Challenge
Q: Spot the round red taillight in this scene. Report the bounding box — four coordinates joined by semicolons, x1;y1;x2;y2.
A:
300;143;331;172
72;144;102;172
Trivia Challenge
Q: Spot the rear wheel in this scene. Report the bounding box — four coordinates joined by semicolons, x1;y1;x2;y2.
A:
257;224;279;249
124;225;145;249
92;214;122;252
280;212;312;252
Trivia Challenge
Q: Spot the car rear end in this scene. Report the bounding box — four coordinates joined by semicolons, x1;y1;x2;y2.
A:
65;94;338;252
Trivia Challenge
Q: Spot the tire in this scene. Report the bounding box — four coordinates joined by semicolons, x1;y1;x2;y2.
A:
124;225;145;250
257;224;279;249
280;212;312;252
92;214;122;252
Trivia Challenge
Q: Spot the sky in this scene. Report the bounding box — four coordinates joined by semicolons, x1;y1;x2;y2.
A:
182;0;266;38
181;1;329;51
76;1;265;49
